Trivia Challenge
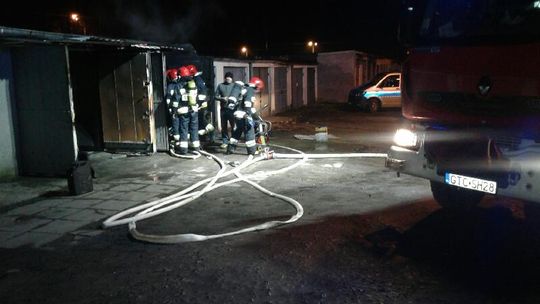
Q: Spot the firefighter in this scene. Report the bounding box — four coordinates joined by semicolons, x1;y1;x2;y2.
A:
187;65;215;145
176;66;200;154
226;76;265;155
215;72;235;149
165;68;182;150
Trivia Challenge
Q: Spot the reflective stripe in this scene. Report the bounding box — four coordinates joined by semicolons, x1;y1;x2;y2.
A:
228;97;237;102
166;99;170;104
198;95;206;100
191;104;199;112
173;135;180;140
244;101;252;107
178;107;189;114
198;129;206;136
230;138;238;144
180;88;186;94
251;96;256;102
182;95;188;101
205;124;214;132
192;141;200;148
170;90;175;95
172;101;179;108
241;89;247;95
180;141;189;148
234;111;246;119
246;140;256;147
250;108;257;114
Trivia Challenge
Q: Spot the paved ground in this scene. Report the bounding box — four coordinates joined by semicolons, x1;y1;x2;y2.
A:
0;103;402;249
2;104;540;303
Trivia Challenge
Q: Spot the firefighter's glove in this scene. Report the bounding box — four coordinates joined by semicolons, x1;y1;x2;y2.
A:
246;116;254;128
234;110;247;120
200;101;208;109
177;106;189;114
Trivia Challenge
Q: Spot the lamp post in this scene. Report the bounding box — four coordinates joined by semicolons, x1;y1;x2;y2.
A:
69;12;86;35
307;40;318;54
241;46;249;58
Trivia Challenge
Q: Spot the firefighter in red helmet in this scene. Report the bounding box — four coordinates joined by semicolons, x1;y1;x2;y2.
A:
175;66;200;154
165;68;182;150
187;65;215;146
226;76;265;155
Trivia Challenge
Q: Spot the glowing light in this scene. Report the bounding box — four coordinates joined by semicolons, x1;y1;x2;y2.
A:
307;40;318;53
393;129;418;148
535;1;540;9
70;13;80;22
240;46;248;57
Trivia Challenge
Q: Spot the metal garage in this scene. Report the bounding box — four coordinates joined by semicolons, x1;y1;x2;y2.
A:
0;26;195;178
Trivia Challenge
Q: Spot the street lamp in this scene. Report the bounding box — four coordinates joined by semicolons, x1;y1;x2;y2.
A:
70;13;80;22
307;40;318;54
241;46;248;58
69;12;86;35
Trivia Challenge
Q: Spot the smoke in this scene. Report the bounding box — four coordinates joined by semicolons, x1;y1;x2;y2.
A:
114;0;222;43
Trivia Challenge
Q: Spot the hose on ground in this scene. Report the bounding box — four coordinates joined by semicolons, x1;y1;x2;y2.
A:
103;144;386;244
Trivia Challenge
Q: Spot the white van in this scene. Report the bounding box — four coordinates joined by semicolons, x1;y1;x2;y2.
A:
347;72;401;112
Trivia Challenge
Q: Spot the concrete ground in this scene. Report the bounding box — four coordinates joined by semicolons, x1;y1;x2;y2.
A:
2;104;540;303
0;104;407;249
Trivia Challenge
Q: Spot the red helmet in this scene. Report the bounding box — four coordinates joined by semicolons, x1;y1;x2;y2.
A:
186;64;198;76
178;66;190;78
166;69;178;80
249;76;265;90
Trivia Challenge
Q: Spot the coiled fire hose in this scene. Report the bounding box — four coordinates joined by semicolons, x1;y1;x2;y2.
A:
102;145;386;244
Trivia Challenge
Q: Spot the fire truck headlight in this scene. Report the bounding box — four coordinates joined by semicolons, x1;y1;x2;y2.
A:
393;129;418;148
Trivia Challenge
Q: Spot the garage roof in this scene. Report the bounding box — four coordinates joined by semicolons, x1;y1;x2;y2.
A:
0;26;195;53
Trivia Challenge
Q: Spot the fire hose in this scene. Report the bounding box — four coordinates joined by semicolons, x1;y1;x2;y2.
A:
102;145;387;244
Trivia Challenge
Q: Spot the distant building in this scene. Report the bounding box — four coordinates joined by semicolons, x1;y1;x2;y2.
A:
213;59;317;117
317;50;400;103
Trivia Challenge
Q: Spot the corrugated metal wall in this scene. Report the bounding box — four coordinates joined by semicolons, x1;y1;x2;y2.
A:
273;67;288;113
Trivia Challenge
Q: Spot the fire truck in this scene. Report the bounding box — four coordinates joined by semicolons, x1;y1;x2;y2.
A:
386;0;540;207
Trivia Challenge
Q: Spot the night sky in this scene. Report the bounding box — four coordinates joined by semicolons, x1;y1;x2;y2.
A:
0;0;402;58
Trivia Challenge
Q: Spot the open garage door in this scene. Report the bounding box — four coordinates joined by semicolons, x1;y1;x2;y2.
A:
99;52;155;152
12;46;77;176
252;67;271;118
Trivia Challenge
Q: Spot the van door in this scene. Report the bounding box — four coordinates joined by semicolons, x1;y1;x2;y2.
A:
378;74;401;107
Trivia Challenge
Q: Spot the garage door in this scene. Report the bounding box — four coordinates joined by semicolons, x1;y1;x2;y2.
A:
12;46;78;176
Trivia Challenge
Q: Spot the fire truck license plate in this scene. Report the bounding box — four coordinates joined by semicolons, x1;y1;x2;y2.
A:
445;173;497;194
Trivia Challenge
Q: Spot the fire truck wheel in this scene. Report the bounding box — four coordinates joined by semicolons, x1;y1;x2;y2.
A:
367;98;380;113
430;181;484;209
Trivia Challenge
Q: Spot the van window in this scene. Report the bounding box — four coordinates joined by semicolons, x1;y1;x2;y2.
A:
380;75;400;88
